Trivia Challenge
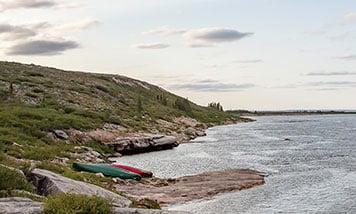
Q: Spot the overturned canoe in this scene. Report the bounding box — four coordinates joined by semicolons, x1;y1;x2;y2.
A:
111;164;153;177
72;162;141;181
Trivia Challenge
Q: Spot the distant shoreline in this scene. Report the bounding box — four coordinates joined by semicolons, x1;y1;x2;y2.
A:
227;110;356;116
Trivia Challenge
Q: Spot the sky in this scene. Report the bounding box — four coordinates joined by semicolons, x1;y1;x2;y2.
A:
1;0;356;110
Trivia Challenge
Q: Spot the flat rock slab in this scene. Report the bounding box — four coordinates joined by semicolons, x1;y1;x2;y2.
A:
115;169;265;205
0;197;43;214
113;208;190;214
31;168;131;207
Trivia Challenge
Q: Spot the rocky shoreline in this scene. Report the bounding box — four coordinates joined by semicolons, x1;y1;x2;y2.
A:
64;116;248;158
0;168;265;214
115;169;265;206
1;118;260;213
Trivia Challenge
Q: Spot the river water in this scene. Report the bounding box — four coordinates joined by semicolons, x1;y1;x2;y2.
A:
115;115;356;213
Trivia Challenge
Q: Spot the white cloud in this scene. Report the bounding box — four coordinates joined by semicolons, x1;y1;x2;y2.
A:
141;26;253;48
56;19;100;32
132;43;170;49
182;27;253;47
0;0;56;11
143;26;186;36
184;42;214;48
306;71;356;76
169;79;255;92
333;54;356;60
343;12;356;24
233;59;263;64
305;81;356;87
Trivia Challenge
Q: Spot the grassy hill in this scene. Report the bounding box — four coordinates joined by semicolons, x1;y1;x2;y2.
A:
0;61;245;161
0;61;248;204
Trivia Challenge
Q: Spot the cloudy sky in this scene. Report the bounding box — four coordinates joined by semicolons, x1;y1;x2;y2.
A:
1;0;356;110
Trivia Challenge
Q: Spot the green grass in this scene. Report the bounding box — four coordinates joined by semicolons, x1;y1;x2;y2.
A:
0;165;33;194
43;193;113;214
0;60;242;163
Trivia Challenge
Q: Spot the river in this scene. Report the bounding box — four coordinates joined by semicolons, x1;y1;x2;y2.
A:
115;115;356;213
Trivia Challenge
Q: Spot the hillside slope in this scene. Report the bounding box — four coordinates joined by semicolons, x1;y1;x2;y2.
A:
0;61;250;205
0;61;246;159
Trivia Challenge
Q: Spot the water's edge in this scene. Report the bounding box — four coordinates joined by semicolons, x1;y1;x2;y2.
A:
116;115;356;213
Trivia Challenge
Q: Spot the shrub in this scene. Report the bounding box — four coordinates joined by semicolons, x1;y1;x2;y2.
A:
95;85;110;93
130;198;161;209
43;193;113;214
32;88;44;93
24;92;39;98
25;71;44;77
174;97;192;113
0;89;8;100
0;165;33;192
0;152;6;161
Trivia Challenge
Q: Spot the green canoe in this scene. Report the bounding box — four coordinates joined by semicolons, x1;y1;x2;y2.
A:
72;162;141;181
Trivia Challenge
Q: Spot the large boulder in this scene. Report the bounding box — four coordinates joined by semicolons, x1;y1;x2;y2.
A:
53;130;69;140
30;168;131;207
0;197;43;214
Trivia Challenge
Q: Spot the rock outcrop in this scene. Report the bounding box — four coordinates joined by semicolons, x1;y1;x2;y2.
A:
70;146;105;163
67;116;210;155
53;130;69;140
115;169;265;205
0;197;43;214
107;135;179;155
30;168;131;207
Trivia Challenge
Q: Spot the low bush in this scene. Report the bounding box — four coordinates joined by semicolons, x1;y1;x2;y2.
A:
43;193;113;214
0;152;6;161
0;165;33;192
130;198;161;209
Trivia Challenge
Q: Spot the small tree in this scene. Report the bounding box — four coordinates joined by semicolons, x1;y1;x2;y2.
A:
156;94;167;106
208;102;224;111
137;95;143;113
9;82;13;95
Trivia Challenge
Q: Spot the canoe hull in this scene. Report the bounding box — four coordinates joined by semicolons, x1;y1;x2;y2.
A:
72;162;141;180
111;164;153;177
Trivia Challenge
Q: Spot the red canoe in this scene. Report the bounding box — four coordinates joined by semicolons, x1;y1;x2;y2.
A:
110;164;153;177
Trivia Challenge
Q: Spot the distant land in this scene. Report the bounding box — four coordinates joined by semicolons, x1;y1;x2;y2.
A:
227;109;356;116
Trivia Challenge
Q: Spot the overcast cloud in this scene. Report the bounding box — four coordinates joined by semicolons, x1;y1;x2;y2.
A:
6;40;79;56
0;0;56;11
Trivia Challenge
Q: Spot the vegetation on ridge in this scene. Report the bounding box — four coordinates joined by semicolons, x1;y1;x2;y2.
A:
0;61;245;207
